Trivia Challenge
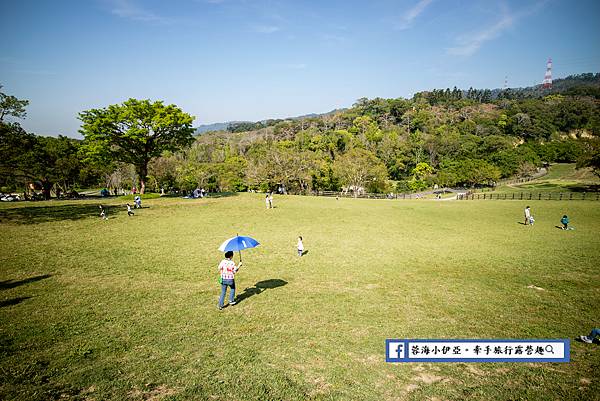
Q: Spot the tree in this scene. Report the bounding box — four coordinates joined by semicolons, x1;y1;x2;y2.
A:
79;99;195;194
0;85;29;122
0;122;84;199
332;148;388;195
577;139;600;177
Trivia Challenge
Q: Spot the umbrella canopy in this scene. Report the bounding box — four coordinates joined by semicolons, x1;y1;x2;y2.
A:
218;235;260;252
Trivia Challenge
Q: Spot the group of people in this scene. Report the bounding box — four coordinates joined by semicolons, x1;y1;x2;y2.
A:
523;206;572;229
99;196;142;219
217;235;305;310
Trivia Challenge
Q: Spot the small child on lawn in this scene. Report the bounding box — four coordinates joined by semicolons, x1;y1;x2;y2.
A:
297;236;304;257
127;203;134;216
561;215;569;230
99;205;108;220
529;216;535;226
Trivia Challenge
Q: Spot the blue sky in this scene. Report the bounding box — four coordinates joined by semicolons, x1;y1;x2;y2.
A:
1;0;599;138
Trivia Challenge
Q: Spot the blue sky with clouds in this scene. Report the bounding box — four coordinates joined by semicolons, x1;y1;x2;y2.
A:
1;0;599;137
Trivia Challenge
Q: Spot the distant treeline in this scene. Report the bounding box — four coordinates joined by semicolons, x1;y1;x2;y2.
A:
1;73;599;197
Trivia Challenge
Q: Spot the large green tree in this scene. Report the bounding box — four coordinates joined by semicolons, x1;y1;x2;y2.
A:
0;122;84;199
332;148;388;195
79;99;195;194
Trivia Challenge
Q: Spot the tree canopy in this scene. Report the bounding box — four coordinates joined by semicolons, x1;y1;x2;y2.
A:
79;99;195;193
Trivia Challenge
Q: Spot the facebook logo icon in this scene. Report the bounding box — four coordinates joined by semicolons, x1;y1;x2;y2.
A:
387;340;406;361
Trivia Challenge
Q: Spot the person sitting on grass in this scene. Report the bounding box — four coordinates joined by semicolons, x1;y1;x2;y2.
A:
218;251;242;310
579;328;600;344
561;215;569;230
127;203;134;216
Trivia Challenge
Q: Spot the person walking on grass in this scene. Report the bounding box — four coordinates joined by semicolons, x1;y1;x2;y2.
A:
297;236;304;257
524;206;531;225
269;192;274;208
99;205;108;220
127;203;134;216
218;251;242;310
265;193;270;209
561;215;570;230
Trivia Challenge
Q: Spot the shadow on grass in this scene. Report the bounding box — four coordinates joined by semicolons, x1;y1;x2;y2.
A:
566;184;600;192
0;204;110;224
235;279;287;304
301;250;309;256
0;274;52;290
0;296;32;307
206;192;239;199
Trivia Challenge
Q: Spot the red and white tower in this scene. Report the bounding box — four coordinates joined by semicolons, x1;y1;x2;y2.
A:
542;58;552;89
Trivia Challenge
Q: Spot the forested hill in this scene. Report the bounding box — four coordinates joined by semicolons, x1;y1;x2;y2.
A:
195;73;600;135
171;72;599;194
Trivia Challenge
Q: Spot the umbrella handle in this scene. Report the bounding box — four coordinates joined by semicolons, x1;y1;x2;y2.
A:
239;250;242;263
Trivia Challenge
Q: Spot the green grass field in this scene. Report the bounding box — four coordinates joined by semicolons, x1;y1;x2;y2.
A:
496;164;600;193
1;194;599;400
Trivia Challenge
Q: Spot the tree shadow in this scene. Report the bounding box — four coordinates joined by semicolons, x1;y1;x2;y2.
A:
0;204;113;225
205;192;239;199
0;296;32;307
235;279;287;304
0;274;52;290
566;184;600;192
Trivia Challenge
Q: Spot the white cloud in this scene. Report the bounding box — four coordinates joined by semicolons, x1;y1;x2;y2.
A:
283;63;307;70
396;0;434;30
446;1;546;56
109;0;169;23
446;14;514;56
251;25;281;34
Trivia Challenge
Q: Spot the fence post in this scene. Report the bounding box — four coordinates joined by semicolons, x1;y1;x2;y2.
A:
520;193;523;200
569;193;573;200
583;192;586;200
538;193;541;200
559;193;563;200
483;194;486;200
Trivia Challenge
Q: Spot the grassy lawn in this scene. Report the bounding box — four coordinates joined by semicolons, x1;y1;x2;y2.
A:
496;164;600;193
1;194;599;400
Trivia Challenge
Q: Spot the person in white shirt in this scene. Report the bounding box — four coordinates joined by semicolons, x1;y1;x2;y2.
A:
524;206;531;225
297;236;304;257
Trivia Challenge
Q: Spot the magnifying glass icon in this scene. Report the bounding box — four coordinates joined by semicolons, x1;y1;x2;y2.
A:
545;345;554;354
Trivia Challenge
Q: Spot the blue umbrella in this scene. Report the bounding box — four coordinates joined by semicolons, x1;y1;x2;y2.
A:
218;235;260;261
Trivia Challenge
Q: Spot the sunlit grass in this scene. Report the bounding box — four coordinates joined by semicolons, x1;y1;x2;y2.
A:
1;194;599;400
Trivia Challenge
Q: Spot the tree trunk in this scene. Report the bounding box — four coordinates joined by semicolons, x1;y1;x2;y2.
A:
41;179;52;200
137;162;148;194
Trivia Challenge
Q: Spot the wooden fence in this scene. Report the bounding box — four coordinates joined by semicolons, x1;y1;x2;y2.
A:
456;192;600;201
309;190;427;199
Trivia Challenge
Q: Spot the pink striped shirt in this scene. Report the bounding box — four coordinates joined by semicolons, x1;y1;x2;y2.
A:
218;259;238;280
